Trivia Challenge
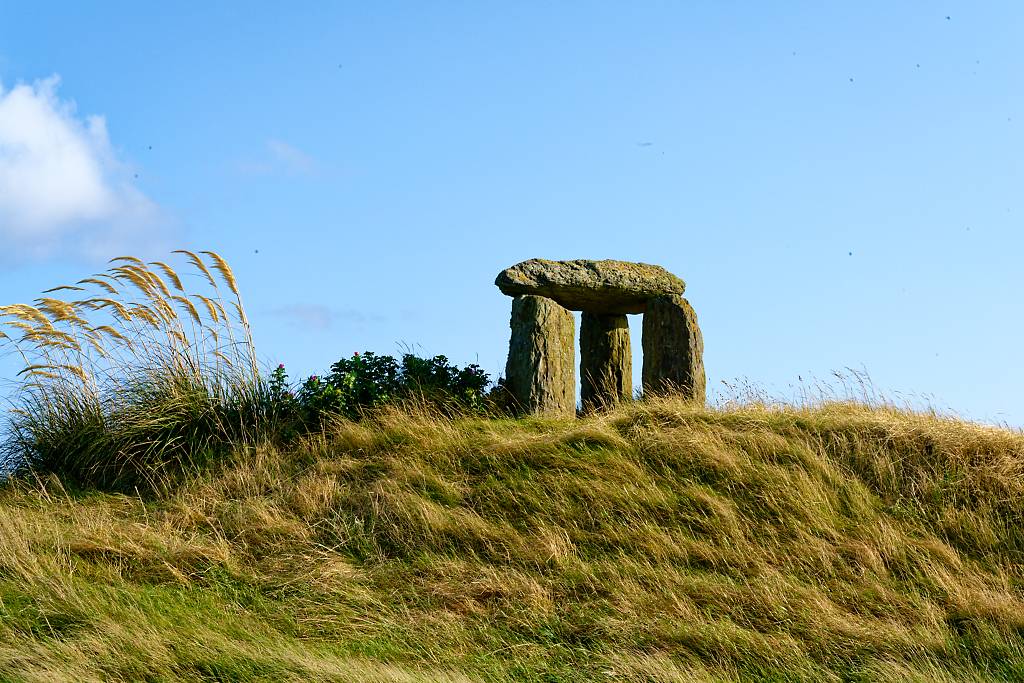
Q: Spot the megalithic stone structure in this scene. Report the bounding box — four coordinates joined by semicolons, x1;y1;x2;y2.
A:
496;259;686;315
580;312;631;412
504;294;576;417
641;294;705;402
496;259;705;416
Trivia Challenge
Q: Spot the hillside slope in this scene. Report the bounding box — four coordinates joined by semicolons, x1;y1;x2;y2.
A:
2;398;1024;682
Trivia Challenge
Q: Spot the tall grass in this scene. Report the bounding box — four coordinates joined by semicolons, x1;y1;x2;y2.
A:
5;253;1024;679
0;251;266;489
3;397;1024;680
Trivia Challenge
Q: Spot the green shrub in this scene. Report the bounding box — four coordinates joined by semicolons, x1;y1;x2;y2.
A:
277;352;491;424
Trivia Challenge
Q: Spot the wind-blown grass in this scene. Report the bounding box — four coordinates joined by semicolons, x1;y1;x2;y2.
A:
0;251;266;489
2;397;1024;681
4;251;1024;680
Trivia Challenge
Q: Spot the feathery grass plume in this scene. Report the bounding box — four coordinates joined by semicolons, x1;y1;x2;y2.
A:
34;298;87;328
143;268;173;299
4;321;35;335
50;364;91;384
77;277;120;295
171;250;255;377
127;305;161;328
192;295;222;324
200;251;238;296
80;330;108;357
110;255;146;266
22;370;61;381
92;325;129;344
35;330;79;347
16;364;54;377
0;249;266;490
149;297;178;326
41;285;85;294
169;296;202;326
17;317;56;334
149;261;185;291
212;350;234;368
110;265;157;298
35;297;74;316
201;250;257;377
172;250;217;289
1;304;49;324
230;301;246;325
85;298;133;321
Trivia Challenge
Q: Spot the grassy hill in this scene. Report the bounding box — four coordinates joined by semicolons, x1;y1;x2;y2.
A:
3;396;1024;682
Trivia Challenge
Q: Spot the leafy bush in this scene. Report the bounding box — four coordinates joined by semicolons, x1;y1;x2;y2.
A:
275;352;491;424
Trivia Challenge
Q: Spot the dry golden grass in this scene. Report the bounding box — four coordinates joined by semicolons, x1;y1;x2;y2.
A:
0;250;254;395
3;397;1024;680
0;251;270;490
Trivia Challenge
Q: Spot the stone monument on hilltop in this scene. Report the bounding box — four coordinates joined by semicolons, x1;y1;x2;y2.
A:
495;259;705;416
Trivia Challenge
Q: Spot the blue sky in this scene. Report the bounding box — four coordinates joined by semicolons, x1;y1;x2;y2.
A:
1;2;1022;424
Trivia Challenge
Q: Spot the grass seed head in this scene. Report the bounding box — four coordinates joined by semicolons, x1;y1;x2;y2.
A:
77;277;120;295
35;298;80;324
200;251;239;296
127;305;161;328
1;304;49;324
144;268;173;298
170;296;202;326
173;250;218;289
110;266;157;298
110;255;146;266
85;298;133;321
92;325;128;343
193;295;222;323
149;261;185;292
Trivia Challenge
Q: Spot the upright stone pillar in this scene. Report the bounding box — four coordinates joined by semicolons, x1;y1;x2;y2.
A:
504;295;576;417
642;295;706;403
580;313;631;412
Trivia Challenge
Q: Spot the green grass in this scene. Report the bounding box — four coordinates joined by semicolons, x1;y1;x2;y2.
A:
3;396;1024;681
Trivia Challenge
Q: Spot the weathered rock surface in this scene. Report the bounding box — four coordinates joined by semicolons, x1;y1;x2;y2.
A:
580;313;632;412
496;259;685;314
504;295;576;417
641;295;705;403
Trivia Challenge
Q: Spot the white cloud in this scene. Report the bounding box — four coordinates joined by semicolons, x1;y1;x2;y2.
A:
239;139;317;176
0;76;163;261
267;139;316;174
268;304;382;331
